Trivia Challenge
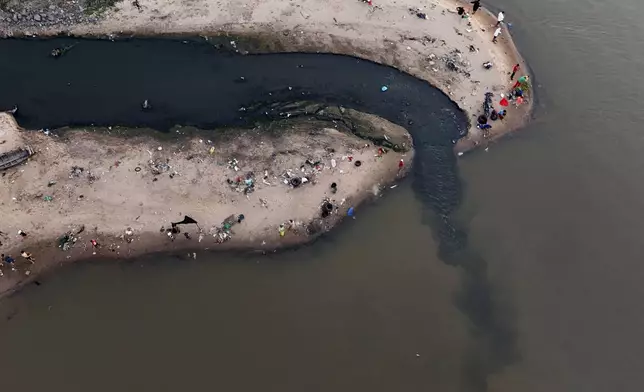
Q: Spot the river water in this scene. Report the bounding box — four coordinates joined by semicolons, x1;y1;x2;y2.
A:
1;0;644;390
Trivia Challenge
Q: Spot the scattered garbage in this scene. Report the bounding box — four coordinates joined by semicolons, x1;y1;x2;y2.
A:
483;61;493;69
149;159;171;175
381;85;388;92
69;166;84;178
227;158;240;171
331;182;338;194
321;200;335;218
58;231;79;251
354;160;362;167
43;195;53;202
142;99;152;110
162;225;180;241
50;44;75;58
18;230;27;237
210;214;242;243
278;224;286;237
347;207;355;217
290;177;302;187
47;180;56;187
484;92;494;116
227;172;256;194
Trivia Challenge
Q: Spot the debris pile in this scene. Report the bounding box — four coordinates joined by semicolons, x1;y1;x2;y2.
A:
69;166;84;178
58;225;85;251
227;172;256;194
149;159;171;176
408;8;428;19
68;165;98;183
440;49;471;77
227;158;240;171
320;199;335;218
210;214;244;243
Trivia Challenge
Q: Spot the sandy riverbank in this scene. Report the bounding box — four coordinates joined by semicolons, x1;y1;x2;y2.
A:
0;0;532;152
0;107;413;296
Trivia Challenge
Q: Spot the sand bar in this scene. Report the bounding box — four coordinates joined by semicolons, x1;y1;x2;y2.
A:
0;106;412;296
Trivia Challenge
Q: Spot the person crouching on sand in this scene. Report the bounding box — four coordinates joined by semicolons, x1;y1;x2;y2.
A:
2;254;16;271
20;250;35;264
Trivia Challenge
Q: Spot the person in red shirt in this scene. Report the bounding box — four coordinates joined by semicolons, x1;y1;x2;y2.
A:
510;63;520;80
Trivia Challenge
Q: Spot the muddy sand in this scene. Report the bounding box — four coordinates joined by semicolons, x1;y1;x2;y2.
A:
0;0;532;152
0;108;412;296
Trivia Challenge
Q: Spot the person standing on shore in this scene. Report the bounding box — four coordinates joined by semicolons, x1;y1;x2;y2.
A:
492;27;502;43
471;0;481;14
496;11;505;26
510;63;520;80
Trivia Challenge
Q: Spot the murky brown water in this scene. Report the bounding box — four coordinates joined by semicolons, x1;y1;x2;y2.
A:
2;0;644;391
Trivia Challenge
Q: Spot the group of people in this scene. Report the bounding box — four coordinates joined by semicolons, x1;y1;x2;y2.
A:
492;10;506;43
1;250;34;276
477;66;530;133
456;1;507;44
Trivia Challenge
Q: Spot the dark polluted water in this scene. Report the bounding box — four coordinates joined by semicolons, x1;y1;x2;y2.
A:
0;38;511;390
